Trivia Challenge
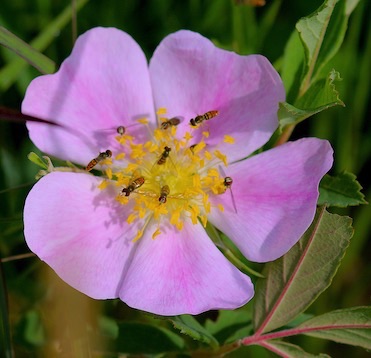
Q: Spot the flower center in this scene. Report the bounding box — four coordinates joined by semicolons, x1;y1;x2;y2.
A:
97;108;235;241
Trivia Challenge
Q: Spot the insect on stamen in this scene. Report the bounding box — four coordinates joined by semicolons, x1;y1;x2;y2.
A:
190;110;219;127
85;149;112;171
159;185;170;203
157;146;171;165
122;176;145;196
160;117;181;130
218;165;237;213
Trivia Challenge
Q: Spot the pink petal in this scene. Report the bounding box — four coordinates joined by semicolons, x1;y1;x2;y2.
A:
149;30;285;162
24;172;139;299
22;27;155;165
118;221;254;315
208;138;333;262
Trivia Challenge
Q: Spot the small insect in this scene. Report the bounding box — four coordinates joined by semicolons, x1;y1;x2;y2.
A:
190;110;219;127
158;185;170;204
122;176;145;196
85;150;112;171
160;117;181;130
189;144;197;152
223;176;233;189
116;125;126;135
157;146;171;165
219;165;237;213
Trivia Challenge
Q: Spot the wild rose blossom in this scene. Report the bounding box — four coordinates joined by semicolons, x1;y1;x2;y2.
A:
22;28;333;315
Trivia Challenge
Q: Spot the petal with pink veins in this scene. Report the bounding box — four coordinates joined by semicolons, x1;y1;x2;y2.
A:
149;30;285;162
118;220;254;316
208;138;333;262
24;171;139;299
22;27;155;165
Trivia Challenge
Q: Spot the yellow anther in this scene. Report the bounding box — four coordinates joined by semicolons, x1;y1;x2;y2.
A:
204;151;213;160
207;168;219;177
98;180;109;190
115;153;126;160
193;174;201;188
170;209;181;226
199;215;208;227
144;141;158;152
194;141;206;153
214;150;227;166
152;228;161;239
105;167;113;180
224;135;235;144
202;131;210;138
217;203;224;212
157;107;167;115
184;131;193;142
137;117;149;124
133;229;144;242
154;128;164;141
127;213;137;224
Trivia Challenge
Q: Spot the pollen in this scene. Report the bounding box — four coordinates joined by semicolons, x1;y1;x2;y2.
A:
95;108;235;240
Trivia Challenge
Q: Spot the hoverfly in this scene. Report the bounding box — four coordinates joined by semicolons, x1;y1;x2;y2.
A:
85;150;112;171
190;110;219;127
157;146;172;165
158;185;170;204
218;165;237;213
121;176;145;196
116;125;126;135
160;117;181;130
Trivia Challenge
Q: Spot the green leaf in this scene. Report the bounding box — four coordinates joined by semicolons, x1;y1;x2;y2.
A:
253;207;353;333
27;152;48;170
297;0;339;94
116;322;185;354
0;0;89;91
169;315;219;348
23;310;45;346
262;340;330;358
279;69;344;130
295;69;344;109
282;0;359;102
281;30;305;103
319;171;368;207
298;307;371;350
204;310;252;344
0;26;55;74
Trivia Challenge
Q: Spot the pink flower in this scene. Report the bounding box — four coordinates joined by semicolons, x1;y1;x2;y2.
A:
22;28;333;315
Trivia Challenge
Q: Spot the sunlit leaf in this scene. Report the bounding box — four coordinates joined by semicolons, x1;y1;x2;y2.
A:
253;207;353;333
296;69;344;109
0;0;89;91
298;307;371;349
27;153;48;170
281;30;305;102
279;69;344;129
169;315;219;348
319;171;367;207
0;26;55;74
297;0;339;94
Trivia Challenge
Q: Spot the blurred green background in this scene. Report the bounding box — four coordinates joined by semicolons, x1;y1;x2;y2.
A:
0;0;370;357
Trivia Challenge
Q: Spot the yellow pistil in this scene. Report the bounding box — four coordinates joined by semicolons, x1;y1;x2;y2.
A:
96;108;235;241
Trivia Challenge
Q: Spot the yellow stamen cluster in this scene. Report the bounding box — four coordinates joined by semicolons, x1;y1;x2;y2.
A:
98;109;235;241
